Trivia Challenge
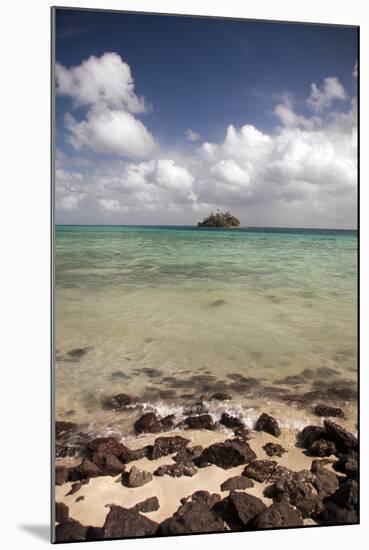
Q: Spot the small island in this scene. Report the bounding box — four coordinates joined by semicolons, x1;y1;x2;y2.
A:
197;210;240;228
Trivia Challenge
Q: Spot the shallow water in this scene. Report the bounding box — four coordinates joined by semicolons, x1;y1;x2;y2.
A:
54;226;357;438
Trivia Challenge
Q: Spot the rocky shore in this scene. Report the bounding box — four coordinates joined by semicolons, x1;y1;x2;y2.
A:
54;398;358;542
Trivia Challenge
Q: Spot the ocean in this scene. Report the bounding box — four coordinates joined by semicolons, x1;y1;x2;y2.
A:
54;225;358;440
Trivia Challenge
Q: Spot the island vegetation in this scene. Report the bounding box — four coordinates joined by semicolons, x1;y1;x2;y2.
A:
197;210;240;228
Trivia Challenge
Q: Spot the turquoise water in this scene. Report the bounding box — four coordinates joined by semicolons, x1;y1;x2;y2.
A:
55;226;357;437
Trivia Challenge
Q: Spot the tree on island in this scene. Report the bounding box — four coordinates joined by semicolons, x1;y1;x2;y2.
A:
197;210;240;227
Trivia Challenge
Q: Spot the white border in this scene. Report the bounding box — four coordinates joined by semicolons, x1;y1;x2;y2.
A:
1;0;367;547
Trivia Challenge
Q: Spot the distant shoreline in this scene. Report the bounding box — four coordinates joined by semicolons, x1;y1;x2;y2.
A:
55;224;357;232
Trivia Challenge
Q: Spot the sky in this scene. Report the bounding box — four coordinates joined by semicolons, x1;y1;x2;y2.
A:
54;9;358;228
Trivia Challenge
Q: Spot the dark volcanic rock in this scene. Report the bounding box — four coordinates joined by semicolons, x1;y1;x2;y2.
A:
87;437;125;457
250;499;303;528
185;414;217;430
324;420;357;452
263;442;286;457
119;444;149;463
269;470;319;518
55;519;87;542
221;475;254;491
210;392;232;401
55;445;69;458
311;464;339;499
243;460;278;483
85;526;104;541
316;502;358;525
330;479;358;511
91;452;126;476
314;404;344;418
110;393;138;409
55;502;69;523
150;436;189;460
308;439;336;457
195;438;257;469
333;453;358;478
255;413;281;437
103;505;158;538
173;445;203;463
66;479;89;496
123;465;153;488
135;496;160;513
55;421;78;440
215;491;267;529
154;463;197;477
160;492;224;534
160;414;175;431
69;459;104;481
134;412;162;434
299;425;327;449
220;412;245;432
55;466;70;485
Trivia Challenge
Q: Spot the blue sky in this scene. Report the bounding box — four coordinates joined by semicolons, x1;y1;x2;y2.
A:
55;9;358;228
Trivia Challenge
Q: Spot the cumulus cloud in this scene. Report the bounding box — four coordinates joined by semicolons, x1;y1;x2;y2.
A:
186;129;200;142
56;67;357;228
56;52;147;112
274;99;316;129
65;106;156;158
57;53;156;158
308;76;347;112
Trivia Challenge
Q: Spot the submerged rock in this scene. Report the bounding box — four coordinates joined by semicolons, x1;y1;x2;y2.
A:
134;412;162;434
154;463;197;477
195;438;256;469
67;347;91;359
150;436;189;460
210;392;232;401
255;413;281;437
263;442;286;457
314;404;344;418
103;505;158;539
220;475;254;491
119;444;149;463
109;393;138;409
159;491;224;534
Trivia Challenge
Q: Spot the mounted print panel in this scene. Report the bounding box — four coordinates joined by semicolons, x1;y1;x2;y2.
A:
52;6;359;543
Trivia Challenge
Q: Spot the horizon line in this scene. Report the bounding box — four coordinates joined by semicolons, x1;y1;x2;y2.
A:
55;223;357;231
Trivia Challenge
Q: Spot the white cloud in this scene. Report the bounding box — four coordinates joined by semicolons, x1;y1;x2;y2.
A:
56;70;357;228
274;99;316;129
65;106;156;158
186;129;200;142
308;77;347;112
155;159;194;190
57;53;156;159
56;52;147;112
